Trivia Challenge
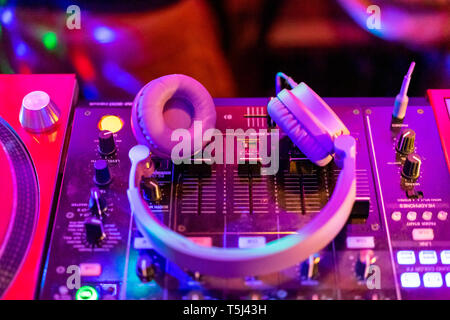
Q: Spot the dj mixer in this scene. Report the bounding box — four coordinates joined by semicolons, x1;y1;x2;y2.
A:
0;73;449;300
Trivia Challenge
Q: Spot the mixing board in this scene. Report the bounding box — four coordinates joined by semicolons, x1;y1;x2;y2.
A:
36;94;450;300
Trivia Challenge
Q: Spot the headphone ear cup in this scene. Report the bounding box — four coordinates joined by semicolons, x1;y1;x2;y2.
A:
268;98;332;166
132;74;216;159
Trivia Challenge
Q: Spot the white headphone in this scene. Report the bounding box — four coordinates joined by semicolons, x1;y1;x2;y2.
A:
128;74;356;277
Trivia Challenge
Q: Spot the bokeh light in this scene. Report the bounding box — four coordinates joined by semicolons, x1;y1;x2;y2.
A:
93;26;116;44
42;31;58;51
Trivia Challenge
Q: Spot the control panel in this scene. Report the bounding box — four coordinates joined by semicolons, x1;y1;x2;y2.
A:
38;97;450;300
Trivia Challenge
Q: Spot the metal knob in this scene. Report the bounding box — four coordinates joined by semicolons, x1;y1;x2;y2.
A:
396;129;416;155
19;91;60;132
402;153;421;180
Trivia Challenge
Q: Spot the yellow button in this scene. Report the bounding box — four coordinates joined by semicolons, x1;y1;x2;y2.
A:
98;115;123;133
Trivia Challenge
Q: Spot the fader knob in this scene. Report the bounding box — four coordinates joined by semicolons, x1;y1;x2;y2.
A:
19;90;61;132
355;250;374;281
300;254;320;280
88;187;107;217
402;153;421;180
141;178;162;202
136;255;156;283
93;159;112;185
98;130;116;155
396;129;415;155
84;217;106;244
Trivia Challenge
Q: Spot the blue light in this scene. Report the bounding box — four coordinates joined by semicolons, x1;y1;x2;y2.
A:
93;26;116;44
102;62;142;94
15;42;27;57
1;8;13;26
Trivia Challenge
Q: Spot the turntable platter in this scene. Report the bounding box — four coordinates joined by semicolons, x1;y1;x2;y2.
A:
0;117;38;298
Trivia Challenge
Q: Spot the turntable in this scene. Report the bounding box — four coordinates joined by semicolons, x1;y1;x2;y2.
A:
0;74;77;299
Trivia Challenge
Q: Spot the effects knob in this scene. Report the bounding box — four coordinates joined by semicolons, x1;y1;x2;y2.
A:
401;153;421;180
84;217;106;244
141;178;162;202
19;90;61;132
396;129;415;155
98;130;116;156
88;187;107;217
93;159;112;185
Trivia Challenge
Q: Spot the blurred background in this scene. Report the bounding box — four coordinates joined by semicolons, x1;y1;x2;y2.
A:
0;0;449;99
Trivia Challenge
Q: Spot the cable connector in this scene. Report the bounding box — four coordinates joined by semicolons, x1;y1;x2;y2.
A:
393;61;415;121
275;72;298;94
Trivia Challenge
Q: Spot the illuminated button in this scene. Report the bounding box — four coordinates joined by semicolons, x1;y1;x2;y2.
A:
391;211;401;221
188;237;212;247
346;236;375;249
423;272;443;288
412;228;434;241
238;236;266;248
75;286;99;300
79;263;102;277
422;211;432;221
419;250;437;265
98;115;123;133
440;250;450;264
438;211;448;221
407;211;417;221
400;272;420;288
397;251;416;265
133;237;153;249
446;273;450;287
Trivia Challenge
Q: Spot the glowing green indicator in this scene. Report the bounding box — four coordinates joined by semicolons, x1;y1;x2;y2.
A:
75;286;99;300
42;31;58;50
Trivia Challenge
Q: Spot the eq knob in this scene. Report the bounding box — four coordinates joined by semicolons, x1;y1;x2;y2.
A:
93;159;112;185
88;187;107;217
141;178;162;202
84;216;106;244
19;91;61;132
401;153;421;180
396;129;415;155
98;130;116;156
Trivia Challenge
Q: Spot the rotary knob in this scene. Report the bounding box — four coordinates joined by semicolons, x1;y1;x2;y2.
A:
396;129;415;155
141;178;162;202
402;153;421;180
93;159;112;185
84;216;106;244
98;130;116;156
19;91;61;132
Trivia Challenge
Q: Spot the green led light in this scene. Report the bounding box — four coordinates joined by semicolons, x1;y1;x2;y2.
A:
75;286;99;300
42;31;58;50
